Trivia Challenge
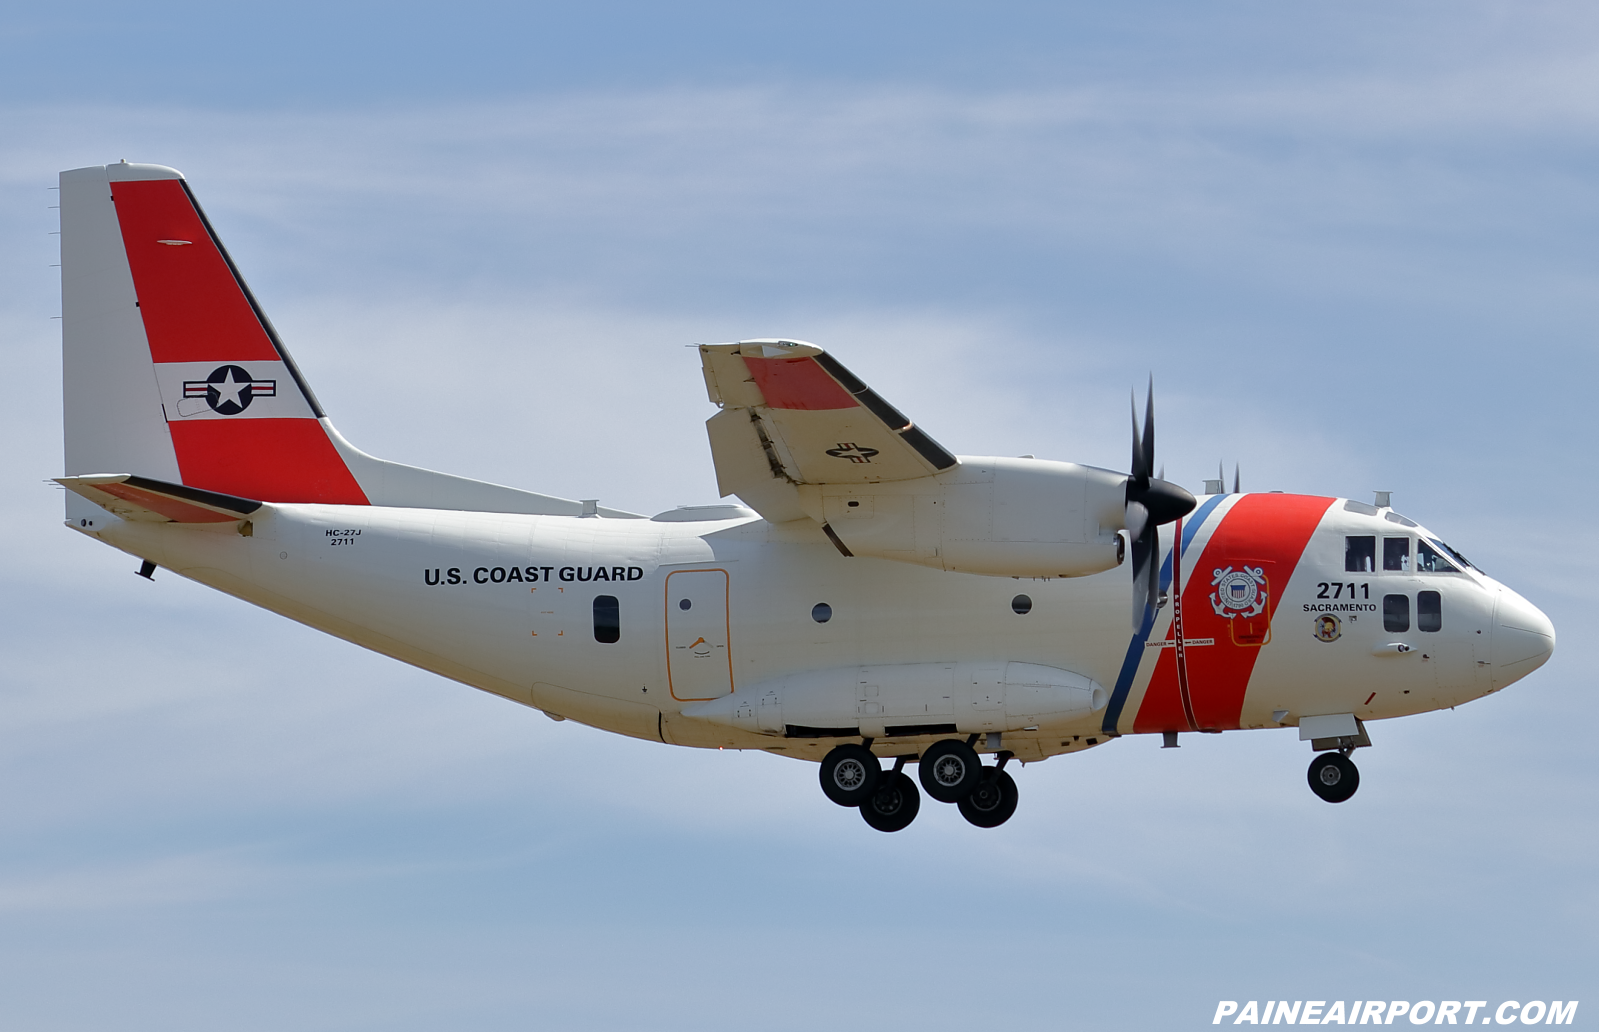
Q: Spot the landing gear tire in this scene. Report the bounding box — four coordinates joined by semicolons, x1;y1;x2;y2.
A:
860;771;921;832
1307;752;1360;803
917;739;982;803
957;768;1019;828
820;744;881;807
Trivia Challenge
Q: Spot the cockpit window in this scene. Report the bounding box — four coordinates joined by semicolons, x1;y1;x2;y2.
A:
1430;537;1477;572
1383;537;1411;572
1345;536;1376;573
1343;500;1380;516
1416;540;1459;573
1384;511;1419;528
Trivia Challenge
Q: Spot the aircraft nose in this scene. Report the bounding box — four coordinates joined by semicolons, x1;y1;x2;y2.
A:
1492;587;1556;688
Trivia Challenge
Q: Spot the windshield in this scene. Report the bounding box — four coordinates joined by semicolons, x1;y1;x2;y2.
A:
1417;540;1459;573
1428;537;1477;572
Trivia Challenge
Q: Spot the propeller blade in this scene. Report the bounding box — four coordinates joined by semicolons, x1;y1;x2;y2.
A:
1130;392;1148;481
1125;499;1149;541
1233;463;1240;494
1121;376;1190;628
1141;377;1156;481
1130;523;1160;630
1146;526;1161;617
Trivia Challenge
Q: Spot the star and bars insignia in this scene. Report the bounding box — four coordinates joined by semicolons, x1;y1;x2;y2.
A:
182;365;276;415
825;442;880;464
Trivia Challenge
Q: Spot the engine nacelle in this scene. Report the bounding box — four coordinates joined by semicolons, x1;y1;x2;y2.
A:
680;661;1108;738
798;457;1127;578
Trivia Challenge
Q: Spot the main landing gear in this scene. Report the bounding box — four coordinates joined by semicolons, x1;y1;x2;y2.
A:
958;768;1019;828
818;743;879;806
860;764;920;833
820;738;1022;832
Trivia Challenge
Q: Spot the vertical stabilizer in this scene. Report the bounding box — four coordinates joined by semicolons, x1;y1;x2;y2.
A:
61;161;367;510
58;162;644;521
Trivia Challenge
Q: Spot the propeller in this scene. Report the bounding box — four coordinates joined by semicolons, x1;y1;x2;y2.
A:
1127;378;1197;629
1213;460;1241;495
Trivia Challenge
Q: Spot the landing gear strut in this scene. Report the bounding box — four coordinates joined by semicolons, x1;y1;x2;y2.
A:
1307;751;1360;803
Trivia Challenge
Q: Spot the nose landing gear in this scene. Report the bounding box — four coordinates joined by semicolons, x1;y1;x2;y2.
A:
1307;751;1360;803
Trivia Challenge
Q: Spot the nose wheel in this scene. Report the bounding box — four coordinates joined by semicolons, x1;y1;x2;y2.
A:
1307;752;1360;803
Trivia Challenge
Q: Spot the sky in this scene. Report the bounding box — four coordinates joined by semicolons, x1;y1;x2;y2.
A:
1;3;1595;1029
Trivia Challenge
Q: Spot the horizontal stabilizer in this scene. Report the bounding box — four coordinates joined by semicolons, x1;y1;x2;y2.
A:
57;474;261;524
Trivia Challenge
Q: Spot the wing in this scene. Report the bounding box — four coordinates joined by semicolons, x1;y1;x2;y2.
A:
699;340;957;522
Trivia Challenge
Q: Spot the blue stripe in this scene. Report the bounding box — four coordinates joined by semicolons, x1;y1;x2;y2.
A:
1099;493;1229;736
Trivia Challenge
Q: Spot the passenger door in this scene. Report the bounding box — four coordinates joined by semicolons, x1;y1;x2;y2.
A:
665;569;734;701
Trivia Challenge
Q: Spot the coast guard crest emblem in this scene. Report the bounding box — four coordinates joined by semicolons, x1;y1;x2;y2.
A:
1210;565;1268;619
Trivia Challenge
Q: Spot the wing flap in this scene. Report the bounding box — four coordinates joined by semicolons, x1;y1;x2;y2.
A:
57;474;261;524
705;408;809;522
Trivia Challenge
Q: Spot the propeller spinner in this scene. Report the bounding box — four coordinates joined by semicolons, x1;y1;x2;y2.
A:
1126;379;1197;629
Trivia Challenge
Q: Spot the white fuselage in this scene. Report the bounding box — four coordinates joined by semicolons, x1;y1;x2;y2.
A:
77;490;1550;764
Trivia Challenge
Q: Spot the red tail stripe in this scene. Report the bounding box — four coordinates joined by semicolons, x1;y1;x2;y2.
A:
167;421;368;504
111;179;279;365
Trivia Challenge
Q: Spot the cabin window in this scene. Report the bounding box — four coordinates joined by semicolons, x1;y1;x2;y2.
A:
1417;540;1459;573
1345;536;1376;573
1383;593;1410;632
811;602;832;623
593;595;620;643
1011;594;1033;615
1383;537;1411;572
1417;590;1442;632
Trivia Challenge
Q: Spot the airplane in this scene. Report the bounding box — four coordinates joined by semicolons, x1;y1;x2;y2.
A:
53;161;1557;832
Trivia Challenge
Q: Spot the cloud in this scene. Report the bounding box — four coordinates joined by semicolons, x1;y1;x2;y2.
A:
1;27;1594;1025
